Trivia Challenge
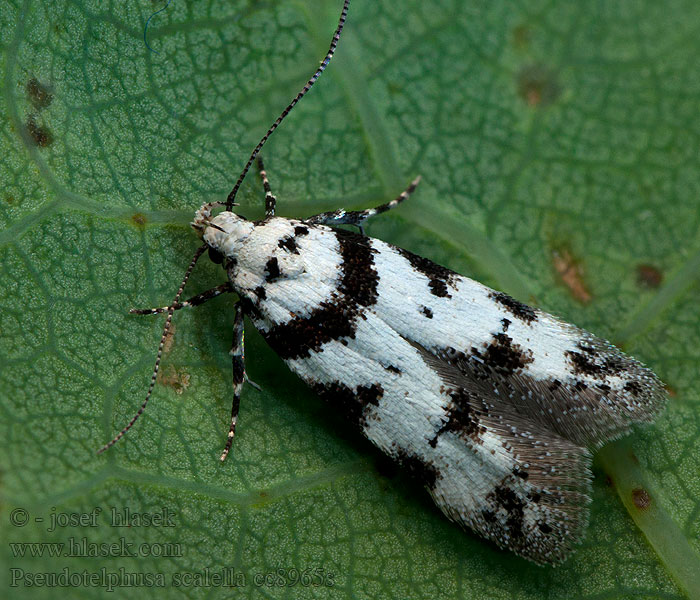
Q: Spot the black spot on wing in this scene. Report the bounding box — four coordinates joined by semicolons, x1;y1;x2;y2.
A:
385;365;401;374
265;257;281;282
489;291;537;324
278;236;299;254
393;447;440;490
565;350;604;378
513;468;529;480
538;522;553;534
472;333;534;376
312;381;383;428
294;225;309;236
261;228;378;359
489;484;526;541
335;228;379;305
603;355;627;374
501;318;511;332
624;380;642;396
421;306;433;319
429;279;449;297
429;388;486;448
566;339;632;380
395;247;457;298
254;286;266;300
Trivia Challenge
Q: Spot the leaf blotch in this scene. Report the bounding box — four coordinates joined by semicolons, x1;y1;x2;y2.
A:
517;64;561;107
637;264;663;289
131;213;147;228
631;487;651;510
26;115;54;147
552;248;591;304
26;77;53;110
511;24;530;49
163;322;176;353
157;366;190;394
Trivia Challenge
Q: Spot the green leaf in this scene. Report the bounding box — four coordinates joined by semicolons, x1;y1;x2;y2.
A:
1;0;699;598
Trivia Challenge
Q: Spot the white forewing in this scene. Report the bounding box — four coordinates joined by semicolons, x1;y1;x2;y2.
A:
205;213;666;564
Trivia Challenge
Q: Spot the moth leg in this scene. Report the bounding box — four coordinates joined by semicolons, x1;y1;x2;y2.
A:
305;175;421;234
130;283;233;315
256;155;277;217
221;301;246;462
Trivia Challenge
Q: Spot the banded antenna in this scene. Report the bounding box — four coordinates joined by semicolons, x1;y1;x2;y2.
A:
225;0;350;210
97;243;208;455
98;1;351;455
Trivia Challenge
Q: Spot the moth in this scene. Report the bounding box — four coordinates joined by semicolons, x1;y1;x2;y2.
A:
100;0;667;564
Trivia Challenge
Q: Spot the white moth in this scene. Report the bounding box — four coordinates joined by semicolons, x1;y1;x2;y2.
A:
100;0;667;564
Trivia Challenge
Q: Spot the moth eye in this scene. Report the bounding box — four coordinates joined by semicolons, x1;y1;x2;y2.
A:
208;247;224;264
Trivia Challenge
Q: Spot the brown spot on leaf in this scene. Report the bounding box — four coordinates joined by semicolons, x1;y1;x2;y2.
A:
637;264;663;289
26;78;53;110
552;248;591;304
163;322;176;353
131;213;147;228
4;195;17;205
517;64;561;107
631;488;651;510
511;24;530;49
26;115;53;147
157;365;190;394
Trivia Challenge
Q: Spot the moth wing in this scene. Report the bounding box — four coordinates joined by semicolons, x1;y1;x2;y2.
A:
373;244;667;448
440;326;667;449
409;340;592;564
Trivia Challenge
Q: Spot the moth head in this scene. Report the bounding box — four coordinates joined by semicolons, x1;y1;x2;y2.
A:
191;201;254;264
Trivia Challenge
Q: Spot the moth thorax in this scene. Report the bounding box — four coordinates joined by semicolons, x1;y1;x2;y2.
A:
202;212;254;259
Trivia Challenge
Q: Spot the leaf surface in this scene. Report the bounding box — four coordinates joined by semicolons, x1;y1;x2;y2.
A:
1;1;699;598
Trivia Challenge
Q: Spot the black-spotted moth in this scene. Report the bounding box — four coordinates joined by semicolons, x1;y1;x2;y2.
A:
100;0;667;564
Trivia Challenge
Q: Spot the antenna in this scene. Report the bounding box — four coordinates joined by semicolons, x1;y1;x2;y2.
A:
97;244;208;455
225;0;350;210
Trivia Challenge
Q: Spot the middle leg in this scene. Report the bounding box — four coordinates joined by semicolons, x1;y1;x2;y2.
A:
221;301;246;462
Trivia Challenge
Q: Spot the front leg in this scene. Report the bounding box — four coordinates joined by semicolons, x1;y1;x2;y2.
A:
130;283;233;315
220;301;246;462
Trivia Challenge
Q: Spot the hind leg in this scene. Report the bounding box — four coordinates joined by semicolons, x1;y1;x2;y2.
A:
305;175;421;234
